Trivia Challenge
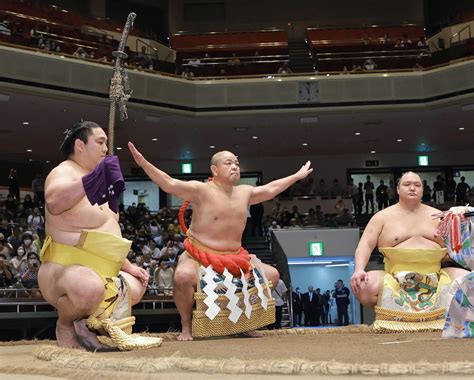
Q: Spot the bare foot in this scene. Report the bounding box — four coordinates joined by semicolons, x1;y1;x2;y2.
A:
73;319;119;352
240;330;264;338
56;321;83;349
177;321;193;341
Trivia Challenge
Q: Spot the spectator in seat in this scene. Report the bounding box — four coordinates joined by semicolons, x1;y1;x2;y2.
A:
277;62;293;74
401;33;412;45
227;53;241;66
181;67;194;78
315;179;329;197
362;33;371;45
10;246;28;280
27;207;44;234
380;34;391;44
0;233;13;259
334;199;346;215
330;178;343;197
363;58;377;71
417;36;427;47
154;259;174;295
337;208;355;227
20;252;40;289
0;253;13;290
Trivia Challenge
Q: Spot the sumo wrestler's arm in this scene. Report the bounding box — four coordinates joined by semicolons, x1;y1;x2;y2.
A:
350;212;383;293
121;258;149;286
128;142;203;202
45;165;87;215
248;161;313;205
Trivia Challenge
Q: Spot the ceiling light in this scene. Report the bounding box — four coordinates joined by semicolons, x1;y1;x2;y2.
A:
22;121;29;125
459;127;465;131
116;147;122;150
26;149;32;152
209;145;215;149
151;138;158;141
396;138;403;142
28;159;33;162
355;132;361;136
302;143;308;146
252;136;258;140
370;150;376;154
234;127;248;131
46;160;50;163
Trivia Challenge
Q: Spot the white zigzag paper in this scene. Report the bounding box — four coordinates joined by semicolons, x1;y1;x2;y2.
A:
240;269;252;319
251;257;273;299
223;268;242;323
202;265;220;320
253;268;268;310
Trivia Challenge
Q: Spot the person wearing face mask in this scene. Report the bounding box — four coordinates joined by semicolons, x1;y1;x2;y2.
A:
10;246;28;280
21;233;38;255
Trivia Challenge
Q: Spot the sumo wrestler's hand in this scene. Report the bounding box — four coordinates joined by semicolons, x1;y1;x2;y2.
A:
294;161;313;180
128;264;149;287
128;142;148;168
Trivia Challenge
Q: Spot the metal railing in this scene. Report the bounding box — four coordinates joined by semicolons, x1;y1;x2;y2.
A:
449;24;472;47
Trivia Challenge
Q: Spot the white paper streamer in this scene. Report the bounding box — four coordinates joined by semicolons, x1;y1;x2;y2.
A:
223;268;242;323
251;256;273;299
253;268;268;310
240;269;252;319
202;265;220;320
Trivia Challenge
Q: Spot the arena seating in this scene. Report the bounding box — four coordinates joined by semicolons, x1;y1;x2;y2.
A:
172;30;289;76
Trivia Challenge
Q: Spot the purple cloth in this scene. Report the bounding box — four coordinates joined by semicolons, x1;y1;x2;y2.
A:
82;156;125;213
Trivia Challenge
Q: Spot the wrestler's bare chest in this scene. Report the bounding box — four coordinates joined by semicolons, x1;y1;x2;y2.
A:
378;212;442;248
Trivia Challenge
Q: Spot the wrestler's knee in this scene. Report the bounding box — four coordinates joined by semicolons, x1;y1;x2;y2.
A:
263;264;279;287
173;265;196;288
120;272;146;305
63;267;105;312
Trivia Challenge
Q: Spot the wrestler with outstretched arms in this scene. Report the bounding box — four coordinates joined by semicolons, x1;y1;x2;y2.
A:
38;122;149;349
128;142;313;340
350;171;469;307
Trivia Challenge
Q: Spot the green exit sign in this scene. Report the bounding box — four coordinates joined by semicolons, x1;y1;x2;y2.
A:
182;163;192;174
309;242;324;256
418;155;429;166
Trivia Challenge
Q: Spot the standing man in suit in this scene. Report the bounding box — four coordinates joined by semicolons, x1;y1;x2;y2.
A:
302;285;318;326
292;286;303;326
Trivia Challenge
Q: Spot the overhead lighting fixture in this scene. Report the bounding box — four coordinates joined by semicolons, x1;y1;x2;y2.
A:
26;149;32;152
234;127;248;132
252;136;258;140
396;138;403;142
116;147;123;150
300;116;319;124
151;138;158;141
370;150;376;154
355;132;361;136
28;159;33;162
325;263;349;267
302;143;308;146
209;145;215;149
459;127;465;131
22;121;29;125
461;103;474;111
46;160;50;163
